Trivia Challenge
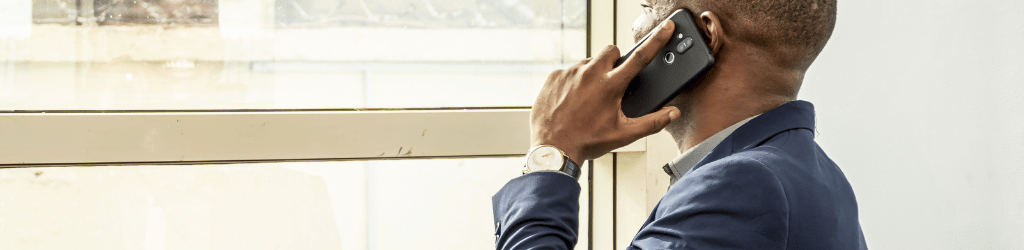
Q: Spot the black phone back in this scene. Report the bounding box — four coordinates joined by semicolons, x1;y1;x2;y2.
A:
615;9;714;118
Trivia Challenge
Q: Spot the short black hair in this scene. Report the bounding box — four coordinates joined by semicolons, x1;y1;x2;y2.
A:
690;0;838;69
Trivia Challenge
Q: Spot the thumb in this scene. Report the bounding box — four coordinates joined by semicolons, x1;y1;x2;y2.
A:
624;106;681;139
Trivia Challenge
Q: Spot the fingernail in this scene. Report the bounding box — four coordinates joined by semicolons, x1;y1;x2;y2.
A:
668;109;680;120
660;19;672;31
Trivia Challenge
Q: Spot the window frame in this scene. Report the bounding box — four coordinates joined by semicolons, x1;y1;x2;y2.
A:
0;109;645;166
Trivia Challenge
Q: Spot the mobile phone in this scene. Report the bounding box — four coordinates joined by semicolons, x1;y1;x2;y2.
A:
615;9;715;118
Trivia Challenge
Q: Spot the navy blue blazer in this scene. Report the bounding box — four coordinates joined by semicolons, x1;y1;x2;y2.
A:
492;101;867;249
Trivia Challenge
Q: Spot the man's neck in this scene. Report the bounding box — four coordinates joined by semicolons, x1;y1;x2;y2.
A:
666;55;801;152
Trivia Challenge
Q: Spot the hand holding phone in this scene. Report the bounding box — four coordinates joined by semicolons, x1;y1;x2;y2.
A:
615;9;715;118
529;19;681;163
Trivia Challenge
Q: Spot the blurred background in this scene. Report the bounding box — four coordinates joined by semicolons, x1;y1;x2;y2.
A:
1;0;1022;249
802;0;1024;248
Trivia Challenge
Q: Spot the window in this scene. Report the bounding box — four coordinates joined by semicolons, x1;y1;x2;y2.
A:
3;0;585;110
0;1;665;250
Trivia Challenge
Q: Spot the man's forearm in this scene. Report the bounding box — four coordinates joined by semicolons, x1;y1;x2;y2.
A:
492;171;581;250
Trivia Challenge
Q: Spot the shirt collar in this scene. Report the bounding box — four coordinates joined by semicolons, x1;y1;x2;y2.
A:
663;114;758;184
662;100;818;185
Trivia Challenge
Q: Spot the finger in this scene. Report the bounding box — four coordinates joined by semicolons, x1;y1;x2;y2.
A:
580;57;594;66
567;57;587;74
609;19;674;85
622;106;681;140
546;69;563;83
536;69;564;103
590;45;620;71
541;69;564;92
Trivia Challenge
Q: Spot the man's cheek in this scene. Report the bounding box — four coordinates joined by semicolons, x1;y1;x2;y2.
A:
632;16;655;43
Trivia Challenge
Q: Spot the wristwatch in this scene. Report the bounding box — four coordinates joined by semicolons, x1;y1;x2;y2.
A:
522;145;581;180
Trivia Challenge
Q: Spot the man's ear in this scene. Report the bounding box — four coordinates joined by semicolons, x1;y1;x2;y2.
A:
698;11;724;54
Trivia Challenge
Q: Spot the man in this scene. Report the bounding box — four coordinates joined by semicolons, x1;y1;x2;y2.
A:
492;0;867;249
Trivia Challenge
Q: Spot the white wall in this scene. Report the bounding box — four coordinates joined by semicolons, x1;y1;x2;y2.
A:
801;0;1024;249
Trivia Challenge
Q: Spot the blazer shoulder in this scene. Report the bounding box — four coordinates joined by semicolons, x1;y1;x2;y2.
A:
685;153;784;185
663;154;788;209
645;154;792;250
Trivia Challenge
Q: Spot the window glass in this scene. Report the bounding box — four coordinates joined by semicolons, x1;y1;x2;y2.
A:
0;157;526;250
93;0;219;26
0;0;586;110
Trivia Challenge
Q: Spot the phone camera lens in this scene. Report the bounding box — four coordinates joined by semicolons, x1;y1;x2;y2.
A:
664;52;675;64
676;37;694;53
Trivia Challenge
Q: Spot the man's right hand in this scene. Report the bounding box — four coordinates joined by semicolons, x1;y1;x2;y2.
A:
530;19;681;164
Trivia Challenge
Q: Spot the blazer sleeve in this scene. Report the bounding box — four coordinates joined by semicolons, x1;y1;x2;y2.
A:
629;157;790;250
492;171;581;250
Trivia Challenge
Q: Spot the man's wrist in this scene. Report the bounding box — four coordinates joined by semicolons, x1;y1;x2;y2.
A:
561;156;582;179
525;144;583;180
533;141;584;165
560;148;584;166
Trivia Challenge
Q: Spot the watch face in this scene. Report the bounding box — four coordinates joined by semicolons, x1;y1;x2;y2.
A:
528;146;564;171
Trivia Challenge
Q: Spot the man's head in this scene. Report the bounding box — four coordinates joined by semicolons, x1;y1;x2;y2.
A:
633;0;837;73
632;0;837;149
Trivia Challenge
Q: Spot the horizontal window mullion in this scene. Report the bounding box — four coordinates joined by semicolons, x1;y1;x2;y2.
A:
0;109;645;166
0;110;531;165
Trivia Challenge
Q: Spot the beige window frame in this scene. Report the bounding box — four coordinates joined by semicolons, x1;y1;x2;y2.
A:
0;109;644;165
587;1;678;249
0;1;674;250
